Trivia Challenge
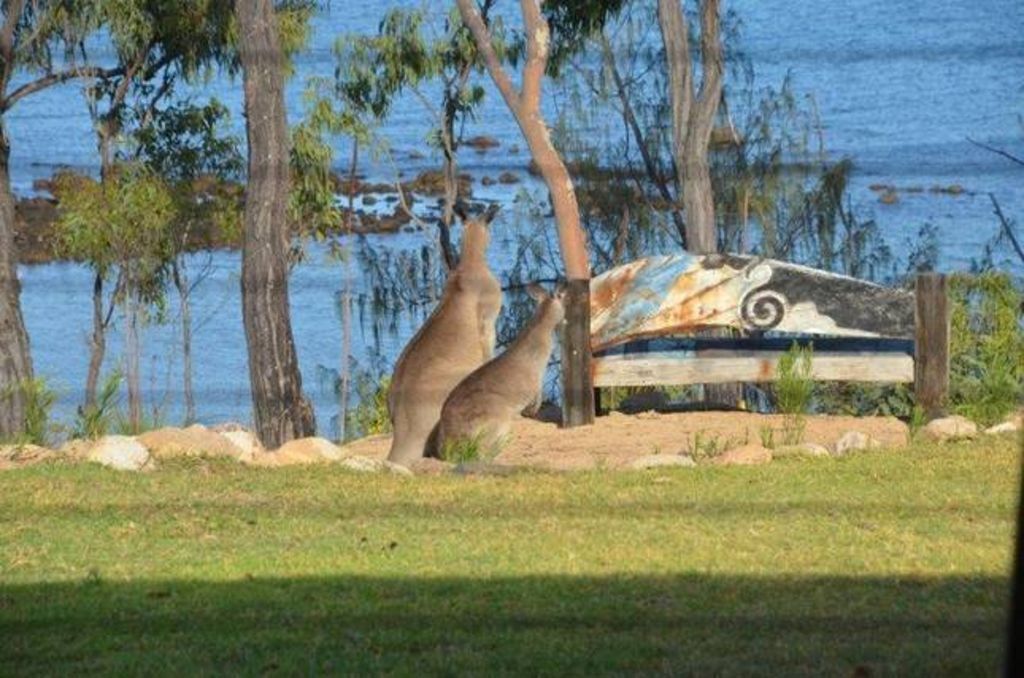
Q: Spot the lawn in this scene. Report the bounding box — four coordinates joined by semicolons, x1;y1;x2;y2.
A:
1;436;1019;675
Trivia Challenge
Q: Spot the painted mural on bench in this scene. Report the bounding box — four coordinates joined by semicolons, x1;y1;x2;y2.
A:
590;254;915;351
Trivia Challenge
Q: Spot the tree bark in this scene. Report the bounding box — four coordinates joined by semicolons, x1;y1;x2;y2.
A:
657;0;723;254
236;0;316;447
124;282;142;433
84;272;106;407
172;261;195;425
658;0;735;407
456;0;590;282
0;131;33;438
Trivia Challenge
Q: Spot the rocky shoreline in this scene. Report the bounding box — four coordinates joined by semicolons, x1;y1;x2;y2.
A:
13;160;523;265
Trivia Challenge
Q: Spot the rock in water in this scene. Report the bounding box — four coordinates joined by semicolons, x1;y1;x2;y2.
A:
920;416;978;443
86;436;153;472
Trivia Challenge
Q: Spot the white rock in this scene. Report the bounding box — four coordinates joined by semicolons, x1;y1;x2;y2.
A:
338;456;413;476
263;437;346;465
86;436;153;472
712;444;773;466
628;454;697;470
833;431;882;456
220;430;263;463
0;444;56;469
921;415;978;442
772;443;831;459
985;421;1020;435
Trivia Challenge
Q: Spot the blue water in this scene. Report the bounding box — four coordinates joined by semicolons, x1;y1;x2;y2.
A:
13;0;1024;433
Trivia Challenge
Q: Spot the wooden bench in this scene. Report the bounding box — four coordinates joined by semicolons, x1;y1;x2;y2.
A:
559;254;950;426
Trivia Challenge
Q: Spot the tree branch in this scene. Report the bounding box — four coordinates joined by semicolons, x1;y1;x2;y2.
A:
455;0;521;113
968;136;1024;168
658;0;694;145
519;0;549;115
2;63;126;111
0;0;26;93
691;0;724;144
989;192;1024;266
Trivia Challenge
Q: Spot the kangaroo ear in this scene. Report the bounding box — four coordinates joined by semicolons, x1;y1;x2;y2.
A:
525;282;548;302
482;203;500;225
453;199;470;222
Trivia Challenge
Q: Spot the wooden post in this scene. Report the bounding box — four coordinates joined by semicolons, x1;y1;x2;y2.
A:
914;273;950;420
561;278;595;427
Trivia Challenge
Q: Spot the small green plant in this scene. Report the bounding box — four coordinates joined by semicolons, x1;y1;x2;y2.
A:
73;371;122;440
907;404;927;440
687;430;746;461
776;342;814;445
949;273;1024;426
345;375;392;441
440;432;489;464
759;425;776;450
2;377;58;446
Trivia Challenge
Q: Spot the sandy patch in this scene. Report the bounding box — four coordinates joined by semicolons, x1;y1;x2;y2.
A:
339;412;909;472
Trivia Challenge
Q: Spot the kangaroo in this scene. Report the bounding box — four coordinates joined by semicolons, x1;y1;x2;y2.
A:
387;204;502;464
427;283;566;460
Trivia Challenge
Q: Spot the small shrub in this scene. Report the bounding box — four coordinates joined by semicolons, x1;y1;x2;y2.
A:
440;432;487;464
949;273;1024;426
776;342;814;445
345;374;392;441
759;425;776;450
2;377;58;446
73;371;122;440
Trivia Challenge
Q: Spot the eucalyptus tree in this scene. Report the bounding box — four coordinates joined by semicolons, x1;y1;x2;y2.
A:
235;0;316;447
332;4;510;269
130;100;242;425
72;0;234;414
0;0;113;437
53;166;177;433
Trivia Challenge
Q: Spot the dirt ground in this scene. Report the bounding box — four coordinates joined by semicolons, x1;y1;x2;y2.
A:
340;411;910;471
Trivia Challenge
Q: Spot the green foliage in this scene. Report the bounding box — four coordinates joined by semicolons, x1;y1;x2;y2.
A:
815;382;915;420
439;432;488;464
345;375;393;442
1;378;57;446
686;429;748;461
949;272;1024;426
776;342;814;445
53;165;177;303
73;371;123;440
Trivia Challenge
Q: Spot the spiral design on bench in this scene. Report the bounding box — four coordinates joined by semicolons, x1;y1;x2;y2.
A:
739;287;787;330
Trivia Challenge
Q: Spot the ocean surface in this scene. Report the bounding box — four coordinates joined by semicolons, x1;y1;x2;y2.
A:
11;0;1023;434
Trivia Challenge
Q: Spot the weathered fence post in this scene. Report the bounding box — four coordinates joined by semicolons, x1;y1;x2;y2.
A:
561;278;595;427
914;273;950;420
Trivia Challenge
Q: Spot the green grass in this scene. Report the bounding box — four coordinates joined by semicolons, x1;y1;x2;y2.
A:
1;437;1019;675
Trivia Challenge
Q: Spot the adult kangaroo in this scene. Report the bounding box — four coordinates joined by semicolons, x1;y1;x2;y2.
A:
387;204;502;464
428;283;565;460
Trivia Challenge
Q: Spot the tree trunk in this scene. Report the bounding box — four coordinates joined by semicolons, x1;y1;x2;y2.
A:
681;147;717;254
84;272;106;407
658;0;736;407
0;131;33;438
124;283;142;433
172;261;195;425
236;0;316;448
455;0;590;282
